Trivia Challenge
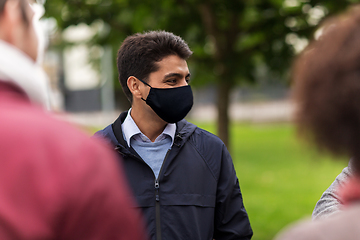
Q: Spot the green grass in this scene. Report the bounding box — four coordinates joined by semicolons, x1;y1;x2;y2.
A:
194;122;348;240
87;122;348;240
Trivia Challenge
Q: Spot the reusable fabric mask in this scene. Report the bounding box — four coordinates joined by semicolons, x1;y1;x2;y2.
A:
138;78;193;123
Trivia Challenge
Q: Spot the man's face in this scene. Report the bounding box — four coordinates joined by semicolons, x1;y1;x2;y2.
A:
137;54;191;122
146;55;191;89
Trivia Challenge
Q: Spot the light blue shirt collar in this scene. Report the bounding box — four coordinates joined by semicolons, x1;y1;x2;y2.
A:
122;109;176;147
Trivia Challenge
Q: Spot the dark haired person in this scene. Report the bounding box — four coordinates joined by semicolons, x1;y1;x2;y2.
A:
0;0;147;239
94;31;253;240
275;5;360;240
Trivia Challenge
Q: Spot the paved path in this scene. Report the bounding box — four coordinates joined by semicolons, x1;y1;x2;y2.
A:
58;100;294;127
191;100;294;123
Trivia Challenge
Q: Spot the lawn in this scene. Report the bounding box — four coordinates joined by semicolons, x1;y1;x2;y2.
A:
87;121;348;240
194;122;348;240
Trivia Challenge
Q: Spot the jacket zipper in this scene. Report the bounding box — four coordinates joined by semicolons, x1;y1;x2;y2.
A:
154;179;161;240
155;149;171;240
117;146;171;240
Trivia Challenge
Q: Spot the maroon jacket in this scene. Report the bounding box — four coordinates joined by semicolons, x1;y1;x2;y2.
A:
0;81;147;240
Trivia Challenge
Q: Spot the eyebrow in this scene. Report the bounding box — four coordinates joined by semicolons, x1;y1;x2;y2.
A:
163;72;191;79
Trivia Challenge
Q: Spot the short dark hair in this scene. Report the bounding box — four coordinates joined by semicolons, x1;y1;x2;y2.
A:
0;0;6;13
117;30;193;104
0;0;29;25
293;5;360;171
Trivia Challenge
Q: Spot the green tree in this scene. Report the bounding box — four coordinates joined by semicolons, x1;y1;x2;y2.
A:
44;0;359;147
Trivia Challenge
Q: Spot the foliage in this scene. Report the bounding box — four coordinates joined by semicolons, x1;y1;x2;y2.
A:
44;0;360;145
45;0;360;82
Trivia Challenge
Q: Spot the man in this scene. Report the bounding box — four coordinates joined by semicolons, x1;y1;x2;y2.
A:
0;0;147;239
95;31;253;240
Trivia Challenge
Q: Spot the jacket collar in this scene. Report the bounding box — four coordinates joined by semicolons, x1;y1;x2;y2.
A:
0;81;30;102
122;109;176;147
112;111;197;151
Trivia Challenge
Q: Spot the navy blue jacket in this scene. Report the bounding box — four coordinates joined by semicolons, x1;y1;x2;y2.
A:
95;112;253;240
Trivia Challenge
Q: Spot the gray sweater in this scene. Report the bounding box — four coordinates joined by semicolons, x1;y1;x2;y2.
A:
312;163;353;220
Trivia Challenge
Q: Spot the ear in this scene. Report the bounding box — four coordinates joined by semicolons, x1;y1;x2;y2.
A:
127;76;144;100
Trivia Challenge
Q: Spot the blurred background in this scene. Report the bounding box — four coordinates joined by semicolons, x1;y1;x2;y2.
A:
39;0;358;239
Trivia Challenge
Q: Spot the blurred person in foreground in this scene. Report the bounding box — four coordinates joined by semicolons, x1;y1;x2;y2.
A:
94;30;253;240
0;0;147;239
309;8;360;222
275;4;360;240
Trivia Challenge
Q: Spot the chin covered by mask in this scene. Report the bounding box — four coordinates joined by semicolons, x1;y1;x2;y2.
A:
138;78;193;123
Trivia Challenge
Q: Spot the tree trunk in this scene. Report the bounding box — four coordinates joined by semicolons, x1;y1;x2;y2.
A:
217;79;231;149
198;2;235;149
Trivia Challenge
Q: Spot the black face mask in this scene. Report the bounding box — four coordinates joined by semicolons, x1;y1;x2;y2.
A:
138;78;193;123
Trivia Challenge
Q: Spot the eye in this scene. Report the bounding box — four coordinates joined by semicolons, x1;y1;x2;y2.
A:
186;78;191;83
166;79;177;84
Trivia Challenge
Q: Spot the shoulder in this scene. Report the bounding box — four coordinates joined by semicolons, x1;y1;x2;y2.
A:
0;102;125;211
189;125;226;154
181;122;229;176
0;102;116;174
93;124;118;146
193;126;224;143
276;205;360;240
177;120;224;147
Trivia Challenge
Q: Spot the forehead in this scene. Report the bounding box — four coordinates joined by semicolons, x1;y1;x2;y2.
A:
152;55;189;77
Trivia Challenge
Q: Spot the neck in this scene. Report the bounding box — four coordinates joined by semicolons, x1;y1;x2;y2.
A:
339;175;360;206
130;104;167;142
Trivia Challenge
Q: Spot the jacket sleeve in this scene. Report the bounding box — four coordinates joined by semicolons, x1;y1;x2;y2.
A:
213;145;253;240
312;161;353;220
